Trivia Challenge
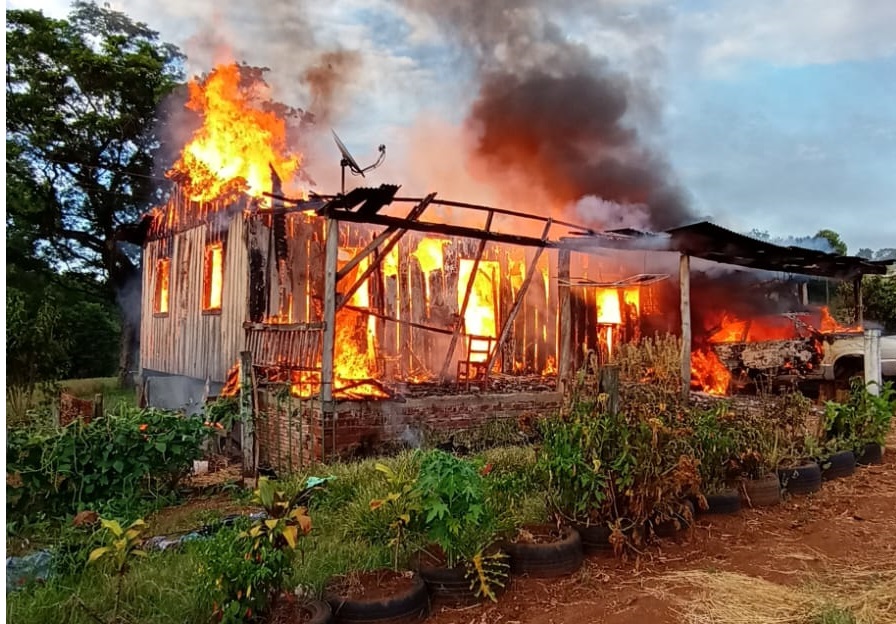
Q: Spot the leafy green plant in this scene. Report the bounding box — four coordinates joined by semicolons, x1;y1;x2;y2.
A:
823;379;896;454
84;517;148;623
413;450;508;601
691;406;740;494
367;463;420;572
7;405;211;518
199;478;312;623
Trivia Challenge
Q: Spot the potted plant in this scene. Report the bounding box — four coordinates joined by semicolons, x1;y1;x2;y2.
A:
733;414;781;508
692;407;742;514
198;478;327;623
825;379;895;466
325;463;429;624
411;450;508;605
537;401;613;554
775;431;823;496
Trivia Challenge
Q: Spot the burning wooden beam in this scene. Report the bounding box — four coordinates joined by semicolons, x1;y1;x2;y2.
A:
557;248;572;390
336;194;437;312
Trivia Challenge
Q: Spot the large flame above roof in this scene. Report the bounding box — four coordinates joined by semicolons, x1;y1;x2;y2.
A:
167;63;302;202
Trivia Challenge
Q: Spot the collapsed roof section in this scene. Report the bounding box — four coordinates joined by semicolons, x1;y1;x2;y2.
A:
145;185;884;281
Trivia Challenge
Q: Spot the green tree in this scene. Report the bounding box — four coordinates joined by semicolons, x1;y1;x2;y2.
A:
6;289;71;422
815;229;848;255
6;2;184;385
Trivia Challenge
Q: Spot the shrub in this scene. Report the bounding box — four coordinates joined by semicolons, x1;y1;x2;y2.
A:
7;405;210;517
823;380;896;453
197;478;312;623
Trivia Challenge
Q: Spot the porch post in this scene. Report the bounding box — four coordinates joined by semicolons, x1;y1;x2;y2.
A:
320;216;339;459
680;254;692;402
557;248;573;393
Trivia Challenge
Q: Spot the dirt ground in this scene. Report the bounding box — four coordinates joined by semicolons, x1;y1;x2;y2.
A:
429;446;896;624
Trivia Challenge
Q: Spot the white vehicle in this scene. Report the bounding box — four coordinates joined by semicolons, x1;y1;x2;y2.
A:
819;332;896;382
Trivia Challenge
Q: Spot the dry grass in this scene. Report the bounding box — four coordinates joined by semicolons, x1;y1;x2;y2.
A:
656;561;896;624
613;333;682;393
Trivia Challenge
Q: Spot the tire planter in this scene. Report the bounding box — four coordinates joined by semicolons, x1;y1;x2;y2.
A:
777;461;822;495
654;500;695;538
412;548;506;606
856;443;884;466
820;451;857;480
268;597;332;624
300;600;333;624
701;489;741;515
325;571;429;624
573;522;613;554
502;525;583;578
743;474;782;508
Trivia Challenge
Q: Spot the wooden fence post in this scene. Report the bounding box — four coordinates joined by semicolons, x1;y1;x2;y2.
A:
239;350;255;478
679;254;692;402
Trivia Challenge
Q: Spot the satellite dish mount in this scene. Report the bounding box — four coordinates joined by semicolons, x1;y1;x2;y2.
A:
332;130;386;194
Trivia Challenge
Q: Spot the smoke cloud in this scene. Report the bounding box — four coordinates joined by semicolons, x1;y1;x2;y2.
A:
402;0;694;231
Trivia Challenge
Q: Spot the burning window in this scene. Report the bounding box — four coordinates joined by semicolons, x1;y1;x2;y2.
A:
154;258;170;315
458;259;500;361
203;242;224;312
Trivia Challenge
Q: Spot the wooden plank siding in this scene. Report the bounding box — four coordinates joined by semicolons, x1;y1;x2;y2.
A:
140;214;248;382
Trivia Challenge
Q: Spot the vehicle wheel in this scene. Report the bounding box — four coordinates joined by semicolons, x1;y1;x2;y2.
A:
778;461;822;495
856;443;884;466
502;525;584;578
326;572;429;624
701;489;741;515
834;357;864;387
743;474;781;508
820;451;857;480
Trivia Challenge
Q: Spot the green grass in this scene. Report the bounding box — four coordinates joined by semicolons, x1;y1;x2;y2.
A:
7;445;548;623
60;376;136;411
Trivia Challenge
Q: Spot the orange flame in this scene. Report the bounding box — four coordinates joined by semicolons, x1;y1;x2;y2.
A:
412;238;449;305
459;259;500;363
596;289;621;324
819;306;861;333
168;63;302;202
691;348;731;396
204;242;224;311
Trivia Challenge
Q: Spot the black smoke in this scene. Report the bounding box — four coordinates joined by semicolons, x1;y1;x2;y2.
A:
404;1;693;230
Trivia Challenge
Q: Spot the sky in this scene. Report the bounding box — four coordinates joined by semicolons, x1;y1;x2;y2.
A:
6;0;896;252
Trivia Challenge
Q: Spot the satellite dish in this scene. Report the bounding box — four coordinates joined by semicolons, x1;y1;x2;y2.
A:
332;129;387;193
332;130;364;177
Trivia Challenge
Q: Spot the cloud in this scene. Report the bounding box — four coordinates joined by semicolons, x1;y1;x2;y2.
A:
685;1;896;69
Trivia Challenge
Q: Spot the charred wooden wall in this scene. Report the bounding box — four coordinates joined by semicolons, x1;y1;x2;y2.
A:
140;209;248;382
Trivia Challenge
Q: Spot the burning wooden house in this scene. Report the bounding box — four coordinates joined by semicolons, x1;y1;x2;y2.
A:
138;64;889;470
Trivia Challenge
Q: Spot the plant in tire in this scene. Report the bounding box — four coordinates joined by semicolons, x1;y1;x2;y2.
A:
413;450;508;602
691;406;740;497
198;478;312;623
824;379;896;453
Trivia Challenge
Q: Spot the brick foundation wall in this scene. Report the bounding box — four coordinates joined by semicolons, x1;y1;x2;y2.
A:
254;391;562;473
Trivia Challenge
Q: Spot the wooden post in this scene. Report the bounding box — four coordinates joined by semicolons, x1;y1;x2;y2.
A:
599;365;619;416
484;221;552;375
92;393;104;422
854;276;864;326
799;281;809;307
679;254;692;402
239;350;255;477
864;328;882;395
439;211;494;381
557;248;572;392
320;216;339;451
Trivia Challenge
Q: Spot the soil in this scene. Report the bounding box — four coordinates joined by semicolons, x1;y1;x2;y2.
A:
267;594;320;624
327;569;418;602
428;443;896;624
512;525;568;545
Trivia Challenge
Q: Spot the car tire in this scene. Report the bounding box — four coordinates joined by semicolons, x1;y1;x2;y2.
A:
856;443;884;466
743;474;782;507
503;525;584;578
820;450;857;480
778;461;822;495
701;489;741;515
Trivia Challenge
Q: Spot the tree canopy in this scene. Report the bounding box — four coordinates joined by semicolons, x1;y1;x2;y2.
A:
6;1;184;384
